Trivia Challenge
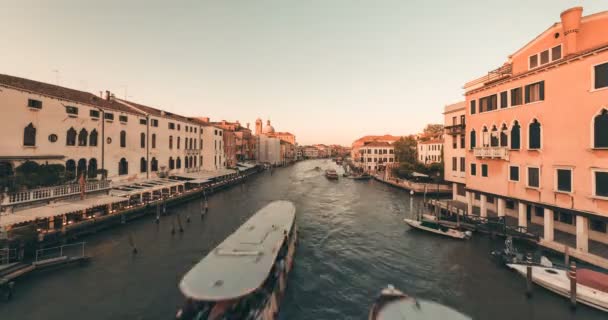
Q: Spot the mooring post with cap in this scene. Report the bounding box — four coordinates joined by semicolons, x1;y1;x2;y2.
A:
526;253;533;298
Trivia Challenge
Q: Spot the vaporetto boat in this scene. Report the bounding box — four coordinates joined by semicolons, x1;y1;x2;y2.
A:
176;200;297;320
507;264;608;312
369;285;471;320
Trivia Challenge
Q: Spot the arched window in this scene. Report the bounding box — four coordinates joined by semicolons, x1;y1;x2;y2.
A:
169;157;175;170
88;158;97;178
500;124;508;147
140;157;147;173
169;136;173;149
189;156;193;168
511;121;521;150
152;134;156;149
529;119;541;149
594;109;608;148
66;127;77;146
189;138;193;150
470;129;476;149
78;128;88;146
119;158;128;175
140;132;145;149
89;129;98;146
176;157;182;169
23;123;36;146
193;156;197;167
65;159;76;180
490;125;499;147
482;126;489;147
77;158;87;178
151;157;158;172
120;130;127;148
177;137;181;149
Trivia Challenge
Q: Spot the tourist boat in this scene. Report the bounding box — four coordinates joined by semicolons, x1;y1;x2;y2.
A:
325;169;339;180
507;264;608;312
403;218;472;240
175;200;297;320
369;285;471;320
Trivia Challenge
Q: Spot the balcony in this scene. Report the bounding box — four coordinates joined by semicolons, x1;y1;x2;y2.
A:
444;124;465;135
464;63;512;90
1;180;111;207
473;146;509;160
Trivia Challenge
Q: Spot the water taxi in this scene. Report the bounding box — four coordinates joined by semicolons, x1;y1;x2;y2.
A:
507;264;608;312
404;218;471;240
176;200;297;320
369;285;471;320
325;169;339;180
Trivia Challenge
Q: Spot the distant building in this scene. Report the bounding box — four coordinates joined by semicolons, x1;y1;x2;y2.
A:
442;101;466;202
417;139;443;164
359;141;395;172
351;135;401;169
255;118;296;164
301;146;319;158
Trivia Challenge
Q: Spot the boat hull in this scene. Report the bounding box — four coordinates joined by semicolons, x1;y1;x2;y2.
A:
404;218;469;239
507;264;608;312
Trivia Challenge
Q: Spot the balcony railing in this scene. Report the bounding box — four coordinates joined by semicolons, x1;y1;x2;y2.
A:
473;146;509;160
464;63;512;90
444;124;465;135
1;180;111;207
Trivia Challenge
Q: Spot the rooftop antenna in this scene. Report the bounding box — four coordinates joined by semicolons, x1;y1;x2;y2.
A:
52;69;60;85
120;85;128;99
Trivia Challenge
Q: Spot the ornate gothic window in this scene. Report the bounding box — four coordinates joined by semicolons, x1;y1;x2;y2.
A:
23;123;36;146
66;127;77;146
529;119;541;149
510;121;520;150
89;129;98;146
78;128;88;146
594;109;608;148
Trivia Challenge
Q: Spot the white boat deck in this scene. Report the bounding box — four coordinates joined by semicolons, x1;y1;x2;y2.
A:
179;200;296;301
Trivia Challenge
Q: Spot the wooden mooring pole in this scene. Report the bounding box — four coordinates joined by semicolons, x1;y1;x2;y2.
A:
128;233;138;254
569;261;577;309
526;253;533;298
564;245;570;266
155;203;160;224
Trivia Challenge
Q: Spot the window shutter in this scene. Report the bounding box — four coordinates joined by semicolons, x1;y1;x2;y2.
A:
524;85;530;103
539;81;545;101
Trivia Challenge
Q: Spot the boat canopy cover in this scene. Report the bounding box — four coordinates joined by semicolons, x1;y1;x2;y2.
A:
578;268;608;293
378;299;471;320
179;200;296;301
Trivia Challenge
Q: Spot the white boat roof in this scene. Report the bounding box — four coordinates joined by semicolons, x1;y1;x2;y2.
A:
179;200;296;301
378;299;471;320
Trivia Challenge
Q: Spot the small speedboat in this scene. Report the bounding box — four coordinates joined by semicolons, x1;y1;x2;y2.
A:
507;263;608;312
369;285;471;320
325;169;339;180
404;218;471;240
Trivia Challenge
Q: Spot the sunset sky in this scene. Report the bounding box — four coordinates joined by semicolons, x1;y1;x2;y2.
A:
1;0;604;145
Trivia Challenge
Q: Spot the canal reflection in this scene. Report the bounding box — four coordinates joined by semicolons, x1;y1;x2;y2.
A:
1;159;604;319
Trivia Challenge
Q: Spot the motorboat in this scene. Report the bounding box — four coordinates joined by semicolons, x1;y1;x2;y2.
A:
325;169;339;180
369;285;471;320
353;173;372;181
176;200;297;320
404;218;472;240
507;263;608;312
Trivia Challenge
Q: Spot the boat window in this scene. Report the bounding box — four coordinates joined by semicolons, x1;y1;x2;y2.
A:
544;269;558;274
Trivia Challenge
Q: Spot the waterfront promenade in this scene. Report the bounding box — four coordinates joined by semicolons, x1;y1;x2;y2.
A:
1;160;605;320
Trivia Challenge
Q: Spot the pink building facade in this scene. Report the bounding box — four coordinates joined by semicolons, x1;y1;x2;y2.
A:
463;7;608;264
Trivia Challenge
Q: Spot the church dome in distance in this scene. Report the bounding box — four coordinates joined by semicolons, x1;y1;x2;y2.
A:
263;120;275;134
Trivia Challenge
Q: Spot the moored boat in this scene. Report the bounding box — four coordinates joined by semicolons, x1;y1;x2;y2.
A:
369;285;471;320
325;169;339;180
507;264;608;312
404;218;471;240
176;200;297;320
353;173;372;181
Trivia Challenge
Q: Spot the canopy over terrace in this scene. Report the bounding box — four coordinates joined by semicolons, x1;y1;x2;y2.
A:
109;178;186;197
0;194;128;228
171;169;238;182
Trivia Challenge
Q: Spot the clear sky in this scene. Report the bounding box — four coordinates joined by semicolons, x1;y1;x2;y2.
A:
0;0;604;145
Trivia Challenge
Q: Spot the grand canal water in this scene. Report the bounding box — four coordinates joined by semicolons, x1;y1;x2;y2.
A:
1;159;605;319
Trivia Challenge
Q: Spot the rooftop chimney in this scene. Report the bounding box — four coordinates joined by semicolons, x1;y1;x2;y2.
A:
560;7;583;56
105;90;111;101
